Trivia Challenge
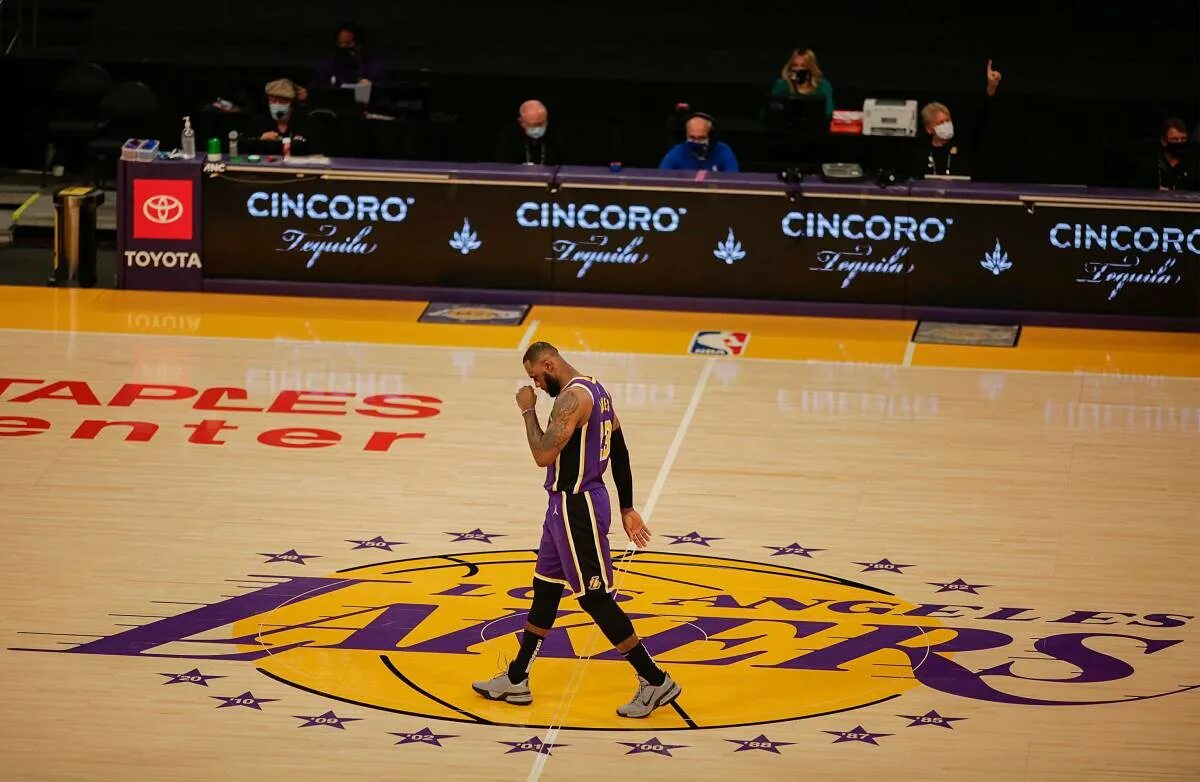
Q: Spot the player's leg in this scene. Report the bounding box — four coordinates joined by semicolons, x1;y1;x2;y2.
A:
575;589;680;717
472;497;567;705
507;573;565;683
566;489;681;718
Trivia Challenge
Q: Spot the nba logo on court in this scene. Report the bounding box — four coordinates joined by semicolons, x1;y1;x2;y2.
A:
689;330;749;356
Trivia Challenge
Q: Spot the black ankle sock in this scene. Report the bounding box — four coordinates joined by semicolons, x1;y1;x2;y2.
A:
623;643;666;686
508;630;544;683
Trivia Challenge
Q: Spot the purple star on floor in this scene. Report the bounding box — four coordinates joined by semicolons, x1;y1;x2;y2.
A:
763;542;825;557
824;725;893;745
499;736;567;755
390;726;458;747
726;734;795;754
258;549;320;565
899;710;967;729
665;531;723;547
854;558;914;574
346;535;406;552
293;710;362;729
928;578;990;595
210;691;278;710
159;668;225;687
445;528;506;544
619;737;688;757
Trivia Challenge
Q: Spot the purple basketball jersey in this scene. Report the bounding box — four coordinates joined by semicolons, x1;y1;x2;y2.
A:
544;376;615;494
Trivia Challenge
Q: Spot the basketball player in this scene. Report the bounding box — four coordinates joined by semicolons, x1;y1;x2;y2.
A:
472;342;681;718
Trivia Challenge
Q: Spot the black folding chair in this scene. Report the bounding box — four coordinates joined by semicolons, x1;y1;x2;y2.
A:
42;62;113;184
87;81;159;188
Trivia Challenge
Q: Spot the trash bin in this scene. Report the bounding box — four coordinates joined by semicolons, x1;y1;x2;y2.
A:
52;186;105;288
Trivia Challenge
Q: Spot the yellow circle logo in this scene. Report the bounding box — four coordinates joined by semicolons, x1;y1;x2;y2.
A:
423;306;526;322
242;550;943;730
440;308;502;320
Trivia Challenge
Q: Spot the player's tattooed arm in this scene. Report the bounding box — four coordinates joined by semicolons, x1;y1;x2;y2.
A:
525;387;589;467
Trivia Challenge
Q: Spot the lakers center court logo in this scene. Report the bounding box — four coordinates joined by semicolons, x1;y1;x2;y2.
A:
12;549;1198;731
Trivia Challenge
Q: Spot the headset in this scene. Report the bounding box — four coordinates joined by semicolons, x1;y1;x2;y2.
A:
684;111;719;145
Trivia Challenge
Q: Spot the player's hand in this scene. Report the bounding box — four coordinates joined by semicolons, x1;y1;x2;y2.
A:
261;131;280;141
986;59;1002;95
516;385;537;412
622;509;651;548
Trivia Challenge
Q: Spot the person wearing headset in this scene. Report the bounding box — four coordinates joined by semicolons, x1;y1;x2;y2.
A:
912;59;1002;178
659;113;739;172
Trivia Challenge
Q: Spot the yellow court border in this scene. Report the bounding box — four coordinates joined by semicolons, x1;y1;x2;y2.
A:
0;285;1197;378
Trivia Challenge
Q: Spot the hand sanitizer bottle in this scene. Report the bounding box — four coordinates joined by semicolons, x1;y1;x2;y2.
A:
181;116;196;159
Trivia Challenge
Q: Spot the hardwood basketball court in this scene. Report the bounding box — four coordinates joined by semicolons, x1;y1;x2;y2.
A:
1;286;1197;781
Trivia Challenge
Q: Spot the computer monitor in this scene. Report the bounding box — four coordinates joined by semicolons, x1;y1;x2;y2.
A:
306;87;359;117
238;135;317;157
238;137;284;157
764;94;827;139
763;94;829;170
373;81;433;117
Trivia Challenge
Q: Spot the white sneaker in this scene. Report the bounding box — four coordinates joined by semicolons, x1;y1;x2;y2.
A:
616;673;681;718
471;671;533;705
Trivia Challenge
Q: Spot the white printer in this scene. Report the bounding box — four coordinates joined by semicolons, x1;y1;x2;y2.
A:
863;99;918;137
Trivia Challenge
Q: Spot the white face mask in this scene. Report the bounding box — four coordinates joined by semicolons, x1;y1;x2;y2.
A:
525;124;547;140
269;102;291;120
933;120;955;141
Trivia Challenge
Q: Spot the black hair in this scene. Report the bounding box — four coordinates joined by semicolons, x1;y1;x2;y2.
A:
336;21;364;45
1163;116;1188;137
522;341;559;364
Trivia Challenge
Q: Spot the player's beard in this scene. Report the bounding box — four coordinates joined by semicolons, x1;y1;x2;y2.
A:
544;375;562;397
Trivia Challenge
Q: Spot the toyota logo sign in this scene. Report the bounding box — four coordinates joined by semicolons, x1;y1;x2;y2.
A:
142;194;184;224
132;179;193;240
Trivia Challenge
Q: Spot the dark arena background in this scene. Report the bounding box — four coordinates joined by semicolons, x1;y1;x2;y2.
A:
0;2;1197;781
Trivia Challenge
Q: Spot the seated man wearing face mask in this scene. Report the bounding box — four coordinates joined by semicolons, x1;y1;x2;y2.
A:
494;100;567;166
912;59;1002;179
1133;117;1198;191
659;113;739;173
248;79;318;155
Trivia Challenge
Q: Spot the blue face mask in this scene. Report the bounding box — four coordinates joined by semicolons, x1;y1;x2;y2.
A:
687;140;709;157
269;103;290;121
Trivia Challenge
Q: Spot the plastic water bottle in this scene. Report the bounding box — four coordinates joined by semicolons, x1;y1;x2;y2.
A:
181;116;196;159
